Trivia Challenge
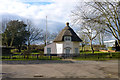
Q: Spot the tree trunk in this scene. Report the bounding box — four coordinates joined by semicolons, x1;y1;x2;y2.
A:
10;35;15;47
26;41;30;59
44;40;46;46
90;40;94;53
101;35;104;45
18;47;21;52
118;40;120;47
18;45;21;52
5;33;8;47
27;41;30;50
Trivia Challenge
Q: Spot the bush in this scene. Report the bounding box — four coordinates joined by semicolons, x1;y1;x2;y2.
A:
108;47;116;50
31;49;39;53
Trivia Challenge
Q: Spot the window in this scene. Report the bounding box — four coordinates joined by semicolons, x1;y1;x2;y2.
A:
64;36;71;41
75;48;79;54
47;48;51;54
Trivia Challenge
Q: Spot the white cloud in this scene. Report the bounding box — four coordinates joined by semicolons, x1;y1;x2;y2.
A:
0;0;79;32
17;0;54;2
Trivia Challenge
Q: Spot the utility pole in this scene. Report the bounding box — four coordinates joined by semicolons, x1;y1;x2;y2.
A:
46;16;47;47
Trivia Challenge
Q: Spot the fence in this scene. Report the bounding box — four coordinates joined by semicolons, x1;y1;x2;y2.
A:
2;53;120;60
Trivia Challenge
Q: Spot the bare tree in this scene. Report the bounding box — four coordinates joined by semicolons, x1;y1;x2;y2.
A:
71;1;120;52
42;31;58;45
99;32;104;45
26;20;43;49
83;1;120;46
81;22;100;53
77;31;89;51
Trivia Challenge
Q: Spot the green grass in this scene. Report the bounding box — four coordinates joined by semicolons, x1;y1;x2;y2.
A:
31;53;41;54
2;50;120;61
73;52;120;61
80;51;106;54
79;46;91;51
80;51;120;54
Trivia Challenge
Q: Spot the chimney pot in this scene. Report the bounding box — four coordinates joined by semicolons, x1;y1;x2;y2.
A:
66;22;69;26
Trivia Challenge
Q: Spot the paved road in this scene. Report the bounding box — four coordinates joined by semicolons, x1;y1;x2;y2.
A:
2;60;119;78
2;59;118;64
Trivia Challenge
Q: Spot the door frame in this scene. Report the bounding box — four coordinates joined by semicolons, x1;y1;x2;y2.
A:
64;47;71;54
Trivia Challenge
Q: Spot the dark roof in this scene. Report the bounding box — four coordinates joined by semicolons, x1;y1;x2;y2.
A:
53;24;82;42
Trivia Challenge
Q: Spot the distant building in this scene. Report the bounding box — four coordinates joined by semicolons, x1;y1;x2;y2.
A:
44;22;82;55
104;40;115;47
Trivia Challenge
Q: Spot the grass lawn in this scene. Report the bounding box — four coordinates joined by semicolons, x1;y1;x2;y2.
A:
73;52;120;61
80;51;120;54
2;50;120;61
80;51;105;54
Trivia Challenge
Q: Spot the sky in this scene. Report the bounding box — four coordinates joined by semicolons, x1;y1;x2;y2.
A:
0;0;117;45
0;0;81;33
0;0;118;32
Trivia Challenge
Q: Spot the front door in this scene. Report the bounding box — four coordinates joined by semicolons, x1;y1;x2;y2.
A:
65;48;70;57
65;48;70;54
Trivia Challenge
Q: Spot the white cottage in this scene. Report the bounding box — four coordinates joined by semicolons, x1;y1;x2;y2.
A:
44;22;82;55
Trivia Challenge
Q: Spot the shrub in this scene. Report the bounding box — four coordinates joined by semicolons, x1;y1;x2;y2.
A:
108;47;116;50
31;49;39;53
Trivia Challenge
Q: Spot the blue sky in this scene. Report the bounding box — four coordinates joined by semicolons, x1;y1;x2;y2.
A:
0;0;79;33
24;2;53;5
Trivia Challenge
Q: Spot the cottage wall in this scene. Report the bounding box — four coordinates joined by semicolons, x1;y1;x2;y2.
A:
63;41;73;54
44;43;57;54
73;42;80;54
56;42;63;54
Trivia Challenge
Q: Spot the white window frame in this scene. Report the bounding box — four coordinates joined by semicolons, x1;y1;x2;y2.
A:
64;36;71;41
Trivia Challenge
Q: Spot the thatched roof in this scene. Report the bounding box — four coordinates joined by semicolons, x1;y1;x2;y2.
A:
53;23;82;42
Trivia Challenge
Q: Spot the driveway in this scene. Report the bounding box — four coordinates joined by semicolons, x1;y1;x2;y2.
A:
2;60;118;78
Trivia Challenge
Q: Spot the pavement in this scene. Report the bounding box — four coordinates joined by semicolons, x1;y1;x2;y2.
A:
1;60;119;78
